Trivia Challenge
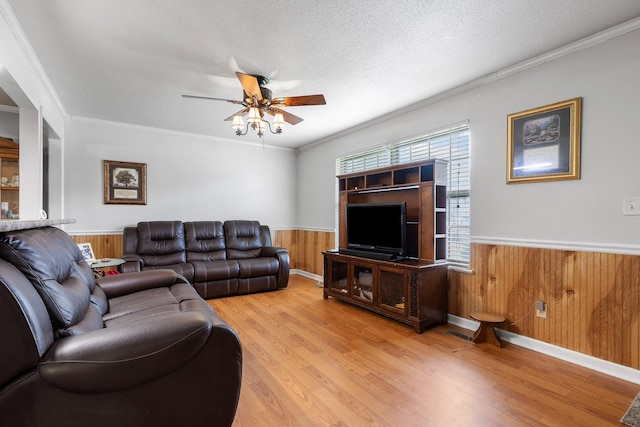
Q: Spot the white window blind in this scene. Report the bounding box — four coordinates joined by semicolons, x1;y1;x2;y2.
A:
336;122;470;268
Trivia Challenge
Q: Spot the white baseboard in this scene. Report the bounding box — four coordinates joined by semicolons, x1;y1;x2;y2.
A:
291;269;323;283
448;314;640;385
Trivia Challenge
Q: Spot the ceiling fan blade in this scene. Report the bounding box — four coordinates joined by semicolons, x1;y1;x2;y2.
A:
267;107;304;125
182;94;245;105
271;94;326;107
224;107;249;122
235;72;263;101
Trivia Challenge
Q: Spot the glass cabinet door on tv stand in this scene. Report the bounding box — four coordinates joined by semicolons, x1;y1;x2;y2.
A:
352;262;375;305
325;255;349;296
378;266;407;316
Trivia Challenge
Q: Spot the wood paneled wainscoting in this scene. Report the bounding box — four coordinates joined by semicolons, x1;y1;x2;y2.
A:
271;228;335;277
70;234;124;259
449;242;640;371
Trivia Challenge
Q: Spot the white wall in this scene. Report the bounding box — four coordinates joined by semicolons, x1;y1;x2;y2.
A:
63;118;298;233
297;28;640;249
0;110;18;140
44;135;63;220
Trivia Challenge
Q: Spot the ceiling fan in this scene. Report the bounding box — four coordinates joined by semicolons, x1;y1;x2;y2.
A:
182;72;326;138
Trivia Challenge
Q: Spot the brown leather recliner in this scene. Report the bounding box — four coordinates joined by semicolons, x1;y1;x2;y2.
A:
121;220;290;299
0;226;242;427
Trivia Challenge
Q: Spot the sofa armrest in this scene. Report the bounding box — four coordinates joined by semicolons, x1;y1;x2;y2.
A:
96;269;188;298
119;253;143;273
259;246;286;257
260;246;290;289
39;311;212;393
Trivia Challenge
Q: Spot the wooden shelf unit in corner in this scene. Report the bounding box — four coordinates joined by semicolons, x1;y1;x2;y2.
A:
337;158;448;263
0;137;19;219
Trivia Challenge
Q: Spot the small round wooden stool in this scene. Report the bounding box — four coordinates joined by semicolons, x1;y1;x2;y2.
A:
469;311;505;347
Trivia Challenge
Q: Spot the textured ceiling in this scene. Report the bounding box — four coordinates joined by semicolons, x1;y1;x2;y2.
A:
5;1;640;148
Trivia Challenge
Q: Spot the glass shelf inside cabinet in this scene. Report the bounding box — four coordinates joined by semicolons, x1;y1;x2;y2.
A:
352;264;374;303
379;269;406;313
328;259;349;295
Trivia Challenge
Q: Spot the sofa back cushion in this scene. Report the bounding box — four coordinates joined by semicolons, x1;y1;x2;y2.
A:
224;220;263;259
0;227;99;335
123;226;138;255
137;221;186;266
185;221;227;262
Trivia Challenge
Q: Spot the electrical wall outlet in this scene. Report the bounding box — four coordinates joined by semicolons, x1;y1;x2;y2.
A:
536;300;547;318
623;197;640;216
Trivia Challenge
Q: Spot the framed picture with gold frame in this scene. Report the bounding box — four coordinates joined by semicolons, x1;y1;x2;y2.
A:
507;97;581;184
103;160;147;205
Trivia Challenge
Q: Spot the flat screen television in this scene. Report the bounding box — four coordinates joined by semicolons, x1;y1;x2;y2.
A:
346;202;407;258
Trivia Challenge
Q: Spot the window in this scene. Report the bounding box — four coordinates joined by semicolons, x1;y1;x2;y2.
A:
336;122;470;268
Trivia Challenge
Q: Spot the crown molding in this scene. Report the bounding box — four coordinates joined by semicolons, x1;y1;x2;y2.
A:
0;1;69;120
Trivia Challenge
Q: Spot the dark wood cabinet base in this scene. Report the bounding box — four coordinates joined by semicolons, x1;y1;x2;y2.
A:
323;251;448;333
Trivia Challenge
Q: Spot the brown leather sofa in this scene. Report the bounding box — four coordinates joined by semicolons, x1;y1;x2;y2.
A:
121;220;290;299
0;226;242;427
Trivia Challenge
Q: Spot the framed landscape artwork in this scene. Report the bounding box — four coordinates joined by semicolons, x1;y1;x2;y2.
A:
103;160;147;204
507;97;582;184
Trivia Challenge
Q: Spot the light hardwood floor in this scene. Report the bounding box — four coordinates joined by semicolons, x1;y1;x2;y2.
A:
208;275;638;427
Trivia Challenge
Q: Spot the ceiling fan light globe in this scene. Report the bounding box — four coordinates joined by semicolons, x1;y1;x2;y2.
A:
273;112;285;132
231;115;244;129
248;107;261;124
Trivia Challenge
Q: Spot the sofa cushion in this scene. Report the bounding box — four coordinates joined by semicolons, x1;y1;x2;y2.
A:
103;282;204;326
0;227;97;334
137;221;186;266
224;220;263;259
236;257;279;278
192;260;239;282
185;221;227;262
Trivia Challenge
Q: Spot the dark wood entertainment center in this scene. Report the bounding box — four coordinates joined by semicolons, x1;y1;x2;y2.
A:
323;159;449;333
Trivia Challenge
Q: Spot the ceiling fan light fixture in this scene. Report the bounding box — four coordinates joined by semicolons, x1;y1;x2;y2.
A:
185;71;326;140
